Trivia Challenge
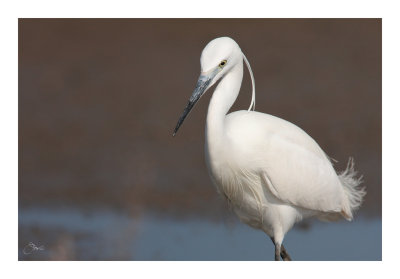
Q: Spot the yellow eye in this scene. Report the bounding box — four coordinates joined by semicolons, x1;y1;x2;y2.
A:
219;60;227;67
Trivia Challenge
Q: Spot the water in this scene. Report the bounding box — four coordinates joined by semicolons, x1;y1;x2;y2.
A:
19;206;381;261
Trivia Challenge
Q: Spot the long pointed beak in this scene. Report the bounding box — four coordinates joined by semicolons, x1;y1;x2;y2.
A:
173;72;216;136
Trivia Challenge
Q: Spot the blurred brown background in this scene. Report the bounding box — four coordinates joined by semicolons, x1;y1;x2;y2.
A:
19;19;381;219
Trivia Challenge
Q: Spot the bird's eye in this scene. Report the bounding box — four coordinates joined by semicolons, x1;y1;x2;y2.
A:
219;60;227;67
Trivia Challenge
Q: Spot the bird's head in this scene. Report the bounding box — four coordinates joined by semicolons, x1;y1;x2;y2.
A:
173;37;250;136
199;37;243;89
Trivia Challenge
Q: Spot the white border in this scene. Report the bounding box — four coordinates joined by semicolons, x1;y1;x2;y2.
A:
2;0;397;278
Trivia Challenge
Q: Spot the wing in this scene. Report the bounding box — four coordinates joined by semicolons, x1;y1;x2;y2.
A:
225;111;346;213
259;138;345;213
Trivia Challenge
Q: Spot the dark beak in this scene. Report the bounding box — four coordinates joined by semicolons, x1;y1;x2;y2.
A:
173;74;213;136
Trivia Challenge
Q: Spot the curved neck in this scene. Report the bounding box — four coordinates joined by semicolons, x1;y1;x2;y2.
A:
206;61;243;146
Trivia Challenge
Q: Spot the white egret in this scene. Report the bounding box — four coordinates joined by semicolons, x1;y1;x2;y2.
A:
173;37;365;260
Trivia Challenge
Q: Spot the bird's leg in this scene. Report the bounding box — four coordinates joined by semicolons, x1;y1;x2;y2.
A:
270;237;292;261
280;244;292;261
271;237;280;261
274;243;281;261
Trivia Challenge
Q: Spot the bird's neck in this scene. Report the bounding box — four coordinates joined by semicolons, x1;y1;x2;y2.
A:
206;61;243;148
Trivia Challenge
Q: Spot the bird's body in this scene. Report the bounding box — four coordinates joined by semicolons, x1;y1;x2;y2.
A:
206;110;350;242
174;37;365;260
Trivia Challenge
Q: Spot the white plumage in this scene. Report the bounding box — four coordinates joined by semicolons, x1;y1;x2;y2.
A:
173;37;365;260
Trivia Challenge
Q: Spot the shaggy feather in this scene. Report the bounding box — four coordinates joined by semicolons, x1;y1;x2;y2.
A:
338;157;366;220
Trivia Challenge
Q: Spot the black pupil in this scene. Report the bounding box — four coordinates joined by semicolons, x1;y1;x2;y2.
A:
221;61;225;66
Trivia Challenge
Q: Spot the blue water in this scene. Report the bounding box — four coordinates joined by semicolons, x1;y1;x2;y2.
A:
18;207;381;260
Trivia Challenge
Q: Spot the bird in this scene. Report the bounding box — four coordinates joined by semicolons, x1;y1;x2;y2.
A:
173;37;366;261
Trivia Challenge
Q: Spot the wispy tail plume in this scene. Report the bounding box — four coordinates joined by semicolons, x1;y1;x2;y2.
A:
339;157;366;220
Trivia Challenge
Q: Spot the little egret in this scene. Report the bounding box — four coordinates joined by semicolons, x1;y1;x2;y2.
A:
173;37;365;260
